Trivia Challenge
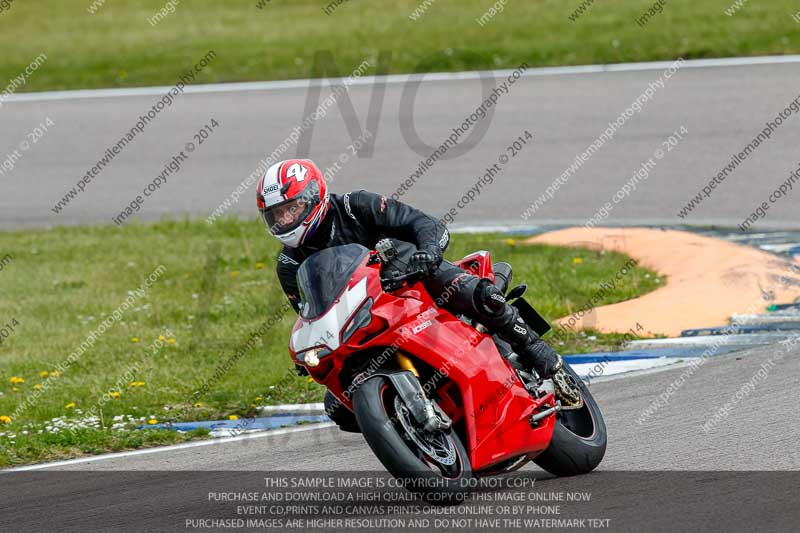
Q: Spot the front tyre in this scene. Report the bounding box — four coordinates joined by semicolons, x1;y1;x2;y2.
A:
353;376;472;503
534;363;607;476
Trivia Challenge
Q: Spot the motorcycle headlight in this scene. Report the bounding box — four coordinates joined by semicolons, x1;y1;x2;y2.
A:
298;347;330;368
341;298;373;344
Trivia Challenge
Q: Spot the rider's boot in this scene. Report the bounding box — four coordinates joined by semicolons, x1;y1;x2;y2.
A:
470;279;563;379
324;390;361;433
434;273;583;405
467;279;583;406
494;309;563;379
494;313;583;406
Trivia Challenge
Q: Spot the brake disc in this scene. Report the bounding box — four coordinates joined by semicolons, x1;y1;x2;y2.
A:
394;397;457;466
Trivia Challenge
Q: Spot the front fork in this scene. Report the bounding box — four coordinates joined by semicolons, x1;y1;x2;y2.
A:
394;352;451;432
396;352;420;377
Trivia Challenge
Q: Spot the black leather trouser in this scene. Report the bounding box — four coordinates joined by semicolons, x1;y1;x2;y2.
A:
420;257;561;377
389;240;519;333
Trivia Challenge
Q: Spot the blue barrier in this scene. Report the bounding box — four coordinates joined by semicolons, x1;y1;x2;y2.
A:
564;345;739;364
683;323;800;336
768;303;800;311
141;414;329;432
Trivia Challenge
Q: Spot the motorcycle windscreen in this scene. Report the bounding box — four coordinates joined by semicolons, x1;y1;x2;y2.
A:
296;244;370;319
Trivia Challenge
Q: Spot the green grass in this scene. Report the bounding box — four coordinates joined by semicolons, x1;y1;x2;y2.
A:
0;0;798;92
0;219;660;466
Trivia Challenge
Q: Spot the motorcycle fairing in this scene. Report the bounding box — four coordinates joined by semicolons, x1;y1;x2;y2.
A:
289;247;557;472
290;276;369;353
453;250;495;281
384;306;557;470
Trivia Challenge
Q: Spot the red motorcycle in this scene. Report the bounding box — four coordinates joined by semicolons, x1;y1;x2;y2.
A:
289;240;606;497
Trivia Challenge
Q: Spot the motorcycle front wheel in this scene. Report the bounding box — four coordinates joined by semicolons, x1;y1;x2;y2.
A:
353;375;472;504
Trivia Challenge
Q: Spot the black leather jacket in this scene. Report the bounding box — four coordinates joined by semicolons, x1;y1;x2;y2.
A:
276;190;449;312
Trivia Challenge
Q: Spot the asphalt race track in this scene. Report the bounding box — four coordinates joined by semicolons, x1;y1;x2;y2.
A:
4;344;799;531
2;58;800;229
4;58;800;531
14;344;800;471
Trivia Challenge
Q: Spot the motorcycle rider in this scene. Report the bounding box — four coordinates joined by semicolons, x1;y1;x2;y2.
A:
258;159;567;426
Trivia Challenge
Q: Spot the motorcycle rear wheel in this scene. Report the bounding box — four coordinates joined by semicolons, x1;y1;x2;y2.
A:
353;375;472;504
533;363;607;476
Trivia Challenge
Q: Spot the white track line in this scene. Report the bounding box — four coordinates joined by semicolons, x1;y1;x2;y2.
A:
3;355;691;472
6;55;800;103
258;402;325;413
3;354;714;472
3;422;335;472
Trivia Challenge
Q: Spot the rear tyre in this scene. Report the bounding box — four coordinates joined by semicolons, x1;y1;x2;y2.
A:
353;376;472;504
533;363;607;476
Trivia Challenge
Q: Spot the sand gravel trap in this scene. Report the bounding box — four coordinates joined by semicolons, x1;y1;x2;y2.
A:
528;228;800;337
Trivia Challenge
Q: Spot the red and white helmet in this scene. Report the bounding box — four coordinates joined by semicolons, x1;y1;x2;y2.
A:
256;159;330;248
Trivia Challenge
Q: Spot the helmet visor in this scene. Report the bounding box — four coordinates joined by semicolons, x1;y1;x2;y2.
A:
261;180;320;235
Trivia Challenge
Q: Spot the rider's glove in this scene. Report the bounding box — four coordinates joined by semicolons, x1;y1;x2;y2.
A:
409;246;442;276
